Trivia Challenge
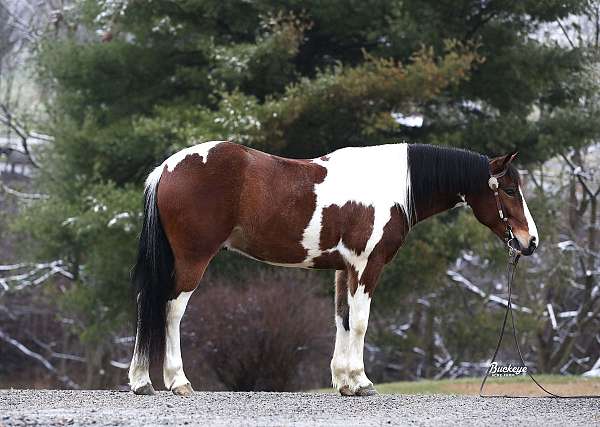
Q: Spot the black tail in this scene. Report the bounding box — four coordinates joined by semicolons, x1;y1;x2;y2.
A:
133;171;175;365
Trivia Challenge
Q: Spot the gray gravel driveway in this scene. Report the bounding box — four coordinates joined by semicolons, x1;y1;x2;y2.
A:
1;390;599;426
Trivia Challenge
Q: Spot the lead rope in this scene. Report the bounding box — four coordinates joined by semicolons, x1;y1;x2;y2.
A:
479;248;600;399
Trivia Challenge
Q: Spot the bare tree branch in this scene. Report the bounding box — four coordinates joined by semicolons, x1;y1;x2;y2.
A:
0;1;40;42
0;328;79;389
561;152;597;198
0;260;74;293
30;337;86;363
447;269;533;313
556;17;576;49
1;182;49;200
0;103;42;169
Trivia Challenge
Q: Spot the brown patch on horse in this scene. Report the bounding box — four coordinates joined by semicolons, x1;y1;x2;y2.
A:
320;155;330;161
227;150;328;264
355;206;408;296
346;264;359;296
158;143;247;294
335;270;350;330
319;202;375;254
158;142;330;288
312;250;345;269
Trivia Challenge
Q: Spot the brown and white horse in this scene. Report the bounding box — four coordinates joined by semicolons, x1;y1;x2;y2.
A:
128;141;538;396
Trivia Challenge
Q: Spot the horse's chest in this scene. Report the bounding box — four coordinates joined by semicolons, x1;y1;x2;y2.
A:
301;179;403;267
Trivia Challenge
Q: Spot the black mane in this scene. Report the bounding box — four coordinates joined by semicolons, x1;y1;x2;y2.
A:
407;144;494;214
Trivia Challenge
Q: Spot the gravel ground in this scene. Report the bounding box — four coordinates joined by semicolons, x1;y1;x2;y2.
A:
1;390;599;426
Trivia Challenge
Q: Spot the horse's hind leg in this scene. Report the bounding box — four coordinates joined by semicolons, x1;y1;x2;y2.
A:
129;322;154;395
163;256;213;396
163;291;193;396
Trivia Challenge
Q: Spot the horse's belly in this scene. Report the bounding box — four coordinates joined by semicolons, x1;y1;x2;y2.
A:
223;225;311;267
223;244;312;268
223;226;343;269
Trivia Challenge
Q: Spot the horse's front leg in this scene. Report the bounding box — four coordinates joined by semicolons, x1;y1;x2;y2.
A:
347;257;383;396
347;281;377;396
331;261;381;396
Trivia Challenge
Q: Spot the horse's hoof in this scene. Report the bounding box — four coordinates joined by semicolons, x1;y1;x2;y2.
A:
339;385;355;396
355;384;378;396
172;383;194;397
132;383;155;395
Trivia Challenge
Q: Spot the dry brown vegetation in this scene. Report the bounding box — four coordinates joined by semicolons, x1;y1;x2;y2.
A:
182;270;333;391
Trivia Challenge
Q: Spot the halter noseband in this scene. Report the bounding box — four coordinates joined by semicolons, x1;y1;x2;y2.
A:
488;169;520;256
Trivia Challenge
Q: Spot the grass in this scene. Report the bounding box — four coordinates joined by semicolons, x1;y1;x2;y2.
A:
315;375;600;396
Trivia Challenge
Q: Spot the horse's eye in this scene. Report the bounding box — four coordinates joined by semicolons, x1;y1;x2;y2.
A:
503;188;517;197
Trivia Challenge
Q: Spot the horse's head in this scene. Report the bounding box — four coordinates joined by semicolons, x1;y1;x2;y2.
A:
466;151;539;256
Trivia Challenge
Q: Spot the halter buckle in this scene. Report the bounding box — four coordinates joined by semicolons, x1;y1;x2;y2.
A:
507;242;521;264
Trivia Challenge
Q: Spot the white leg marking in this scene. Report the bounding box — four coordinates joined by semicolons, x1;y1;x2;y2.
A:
347;284;373;391
163;291;193;390
519;186;539;245
128;324;152;391
331;315;351;390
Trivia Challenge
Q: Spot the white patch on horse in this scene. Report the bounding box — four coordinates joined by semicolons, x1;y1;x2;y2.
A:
163;291;193;390
164;140;224;172
301;144;411;266
519;186;539;245
145;140;225;190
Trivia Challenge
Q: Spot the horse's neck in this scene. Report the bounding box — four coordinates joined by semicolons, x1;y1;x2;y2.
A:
412;191;464;224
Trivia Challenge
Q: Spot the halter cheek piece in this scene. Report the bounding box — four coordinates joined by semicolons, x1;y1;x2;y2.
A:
488;169;519;256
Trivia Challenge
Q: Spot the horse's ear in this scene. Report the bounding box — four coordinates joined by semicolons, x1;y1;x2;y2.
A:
504;150;518;166
490;150;518;173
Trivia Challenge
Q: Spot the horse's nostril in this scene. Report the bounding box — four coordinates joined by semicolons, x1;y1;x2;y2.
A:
529;236;537;248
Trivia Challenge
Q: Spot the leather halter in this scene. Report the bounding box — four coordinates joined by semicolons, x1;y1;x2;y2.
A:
488;168;519;255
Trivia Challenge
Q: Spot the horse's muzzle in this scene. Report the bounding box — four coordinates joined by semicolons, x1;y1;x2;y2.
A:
517;236;537;256
507;235;536;256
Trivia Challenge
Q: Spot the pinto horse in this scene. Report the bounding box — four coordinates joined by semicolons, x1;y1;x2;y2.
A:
128;141;538;396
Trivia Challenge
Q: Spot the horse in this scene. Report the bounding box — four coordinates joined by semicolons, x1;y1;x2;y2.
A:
128;141;539;397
